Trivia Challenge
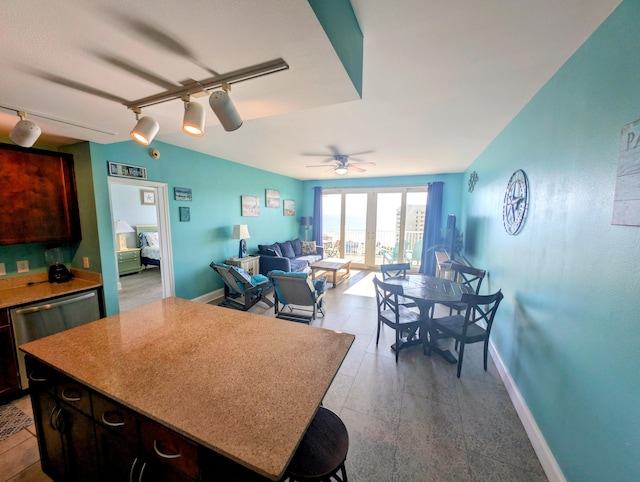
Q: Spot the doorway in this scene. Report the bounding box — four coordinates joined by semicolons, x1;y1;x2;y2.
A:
108;178;174;311
322;187;427;269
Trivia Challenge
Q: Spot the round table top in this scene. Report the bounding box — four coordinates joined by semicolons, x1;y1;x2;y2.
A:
383;274;472;304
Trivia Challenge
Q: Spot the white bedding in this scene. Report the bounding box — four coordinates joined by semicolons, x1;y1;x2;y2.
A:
141;245;161;260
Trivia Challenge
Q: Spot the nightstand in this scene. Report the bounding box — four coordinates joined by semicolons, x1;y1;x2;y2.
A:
117;248;142;275
225;255;260;276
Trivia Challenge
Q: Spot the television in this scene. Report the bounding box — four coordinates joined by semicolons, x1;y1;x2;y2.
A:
445;214;456;262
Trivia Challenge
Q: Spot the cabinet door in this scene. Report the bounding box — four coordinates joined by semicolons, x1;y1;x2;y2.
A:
33;390;67;481
58;401;99;482
0;322;20;395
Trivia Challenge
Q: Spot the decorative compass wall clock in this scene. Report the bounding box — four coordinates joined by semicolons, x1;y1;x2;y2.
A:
502;169;529;235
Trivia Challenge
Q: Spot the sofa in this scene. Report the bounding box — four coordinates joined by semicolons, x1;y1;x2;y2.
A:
258;238;323;276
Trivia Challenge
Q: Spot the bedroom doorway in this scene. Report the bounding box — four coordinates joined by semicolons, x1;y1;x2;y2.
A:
108;178;174;311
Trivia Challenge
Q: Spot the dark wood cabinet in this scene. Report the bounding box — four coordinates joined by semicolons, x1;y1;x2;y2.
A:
0;144;81;245
0;309;20;398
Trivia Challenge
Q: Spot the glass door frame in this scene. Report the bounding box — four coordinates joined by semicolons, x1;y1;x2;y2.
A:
322;186;427;269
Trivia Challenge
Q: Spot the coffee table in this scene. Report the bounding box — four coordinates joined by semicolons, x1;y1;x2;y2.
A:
310;258;351;288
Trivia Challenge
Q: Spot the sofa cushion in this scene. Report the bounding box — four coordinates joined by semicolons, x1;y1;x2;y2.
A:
301;241;317;255
289;259;310;272
291;238;303;257
279;241;296;258
259;243;282;257
296;254;322;265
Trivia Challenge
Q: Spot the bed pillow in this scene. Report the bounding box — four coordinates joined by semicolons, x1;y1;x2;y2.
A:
301;241;317;255
278;241;296;259
144;232;159;247
291;238;303;257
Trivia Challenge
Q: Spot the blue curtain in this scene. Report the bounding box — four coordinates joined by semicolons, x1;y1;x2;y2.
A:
420;182;443;275
312;187;323;243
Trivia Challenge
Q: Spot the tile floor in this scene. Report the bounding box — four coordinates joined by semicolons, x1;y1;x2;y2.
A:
1;268;547;481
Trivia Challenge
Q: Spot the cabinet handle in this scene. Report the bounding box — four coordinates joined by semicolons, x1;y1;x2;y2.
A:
129;457;138;482
29;372;47;383
138;461;147;482
53;408;64;433
49;405;57;430
61;388;81;402
101;410;125;427
153;440;182;459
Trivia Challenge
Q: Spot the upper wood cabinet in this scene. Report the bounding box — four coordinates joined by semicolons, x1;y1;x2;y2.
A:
0;144;81;245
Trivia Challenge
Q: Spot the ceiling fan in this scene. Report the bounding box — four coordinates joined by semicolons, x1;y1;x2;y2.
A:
305;149;376;175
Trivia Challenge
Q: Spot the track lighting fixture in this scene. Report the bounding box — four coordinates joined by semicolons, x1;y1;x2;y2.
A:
209;83;242;132
130;107;159;146
9;111;41;148
182;95;205;136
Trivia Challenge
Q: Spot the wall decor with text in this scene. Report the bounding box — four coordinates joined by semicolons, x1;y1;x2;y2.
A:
612;118;640;226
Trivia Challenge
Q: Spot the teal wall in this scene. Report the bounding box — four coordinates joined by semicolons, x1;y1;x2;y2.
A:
92;141;305;315
461;1;640;480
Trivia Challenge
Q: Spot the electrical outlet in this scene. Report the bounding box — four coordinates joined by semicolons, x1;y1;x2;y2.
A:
83;256;90;268
0;263;6;276
17;260;29;273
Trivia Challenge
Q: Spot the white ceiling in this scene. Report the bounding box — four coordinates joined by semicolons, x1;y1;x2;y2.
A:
0;0;621;180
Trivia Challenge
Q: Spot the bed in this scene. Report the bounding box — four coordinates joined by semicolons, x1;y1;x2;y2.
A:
136;224;161;268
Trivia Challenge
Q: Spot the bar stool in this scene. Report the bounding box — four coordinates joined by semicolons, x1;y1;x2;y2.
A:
284;407;349;482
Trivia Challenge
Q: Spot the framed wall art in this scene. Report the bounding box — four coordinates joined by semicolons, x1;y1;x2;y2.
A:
108;161;147;180
179;207;191;222
241;195;260;216
174;187;192;201
283;199;295;216
141;189;155;205
266;189;280;208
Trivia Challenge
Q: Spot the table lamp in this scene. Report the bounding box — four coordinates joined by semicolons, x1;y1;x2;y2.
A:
232;224;250;258
115;220;135;251
300;216;312;241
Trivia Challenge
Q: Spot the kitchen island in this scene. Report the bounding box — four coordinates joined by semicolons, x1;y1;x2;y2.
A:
20;297;354;481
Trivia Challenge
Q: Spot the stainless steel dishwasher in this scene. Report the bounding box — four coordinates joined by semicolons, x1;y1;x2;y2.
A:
10;289;101;389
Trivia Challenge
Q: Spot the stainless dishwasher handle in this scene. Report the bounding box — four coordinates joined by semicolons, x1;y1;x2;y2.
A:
14;291;96;315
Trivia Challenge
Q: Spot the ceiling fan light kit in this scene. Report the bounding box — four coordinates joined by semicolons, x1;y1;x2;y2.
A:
305;152;376;175
9;111;41;148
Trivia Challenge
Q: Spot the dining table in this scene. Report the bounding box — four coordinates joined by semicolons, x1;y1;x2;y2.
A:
383;273;474;363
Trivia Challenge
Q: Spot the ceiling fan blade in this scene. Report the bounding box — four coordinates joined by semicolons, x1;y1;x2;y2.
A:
348;160;376;166
347;150;374;157
306;164;334;168
347;165;366;172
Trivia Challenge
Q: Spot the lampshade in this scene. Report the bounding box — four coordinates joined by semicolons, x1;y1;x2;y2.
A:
335;167;348;175
209;90;243;132
182;101;205;136
300;216;312;226
232;224;250;240
115;219;135;234
9;112;41;148
130;115;160;145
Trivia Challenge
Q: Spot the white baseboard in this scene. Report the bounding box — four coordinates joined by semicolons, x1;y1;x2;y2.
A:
489;342;566;482
191;288;224;304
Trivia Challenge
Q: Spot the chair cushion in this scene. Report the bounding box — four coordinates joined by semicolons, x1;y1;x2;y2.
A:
259;243;282;257
301;241;317;255
291;238;303;257
232;267;254;285
279;241;296;258
251;274;269;285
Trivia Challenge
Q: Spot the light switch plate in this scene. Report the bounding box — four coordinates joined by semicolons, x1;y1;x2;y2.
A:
17;260;29;273
0;263;6;276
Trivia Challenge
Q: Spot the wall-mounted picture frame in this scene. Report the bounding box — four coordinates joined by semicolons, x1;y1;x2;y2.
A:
241;195;260;216
141;189;156;205
179;207;190;222
266;189;280;208
283;199;295;216
174;187;192;201
108;161;147;180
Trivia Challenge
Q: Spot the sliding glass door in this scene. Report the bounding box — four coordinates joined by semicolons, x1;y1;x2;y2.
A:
322;187;427;269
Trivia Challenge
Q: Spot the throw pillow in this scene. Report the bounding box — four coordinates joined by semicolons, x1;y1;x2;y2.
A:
301;241;317;255
266;248;280;257
279;241;296;258
291;238;303;257
258;243;282;257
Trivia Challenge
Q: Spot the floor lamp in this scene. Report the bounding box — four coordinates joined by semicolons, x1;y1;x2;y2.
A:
300;216;312;241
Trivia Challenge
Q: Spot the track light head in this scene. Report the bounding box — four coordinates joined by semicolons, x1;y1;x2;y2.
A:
182;98;205;136
209;85;242;132
130;109;159;145
9;111;41;148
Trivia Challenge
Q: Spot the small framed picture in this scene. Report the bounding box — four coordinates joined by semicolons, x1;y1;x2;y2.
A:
241;195;260;216
265;189;280;208
141;189;155;205
179;207;190;222
174;187;192;201
283;199;295;216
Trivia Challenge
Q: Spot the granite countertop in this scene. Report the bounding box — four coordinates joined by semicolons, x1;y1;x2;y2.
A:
20;297;354;480
0;269;102;310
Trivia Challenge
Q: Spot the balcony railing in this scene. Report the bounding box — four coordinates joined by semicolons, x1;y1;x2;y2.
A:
322;229;424;266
